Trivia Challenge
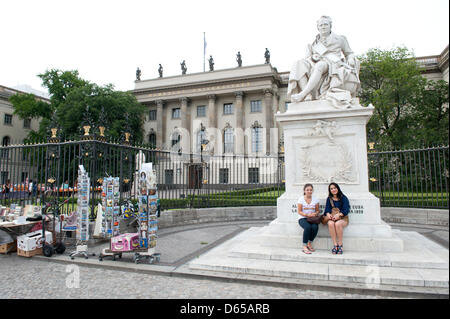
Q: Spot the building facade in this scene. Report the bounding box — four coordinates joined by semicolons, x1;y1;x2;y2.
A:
133;64;289;156
0;86;49;184
0;85;45;146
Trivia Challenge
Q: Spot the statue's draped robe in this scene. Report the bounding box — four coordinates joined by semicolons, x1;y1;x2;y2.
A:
287;33;360;104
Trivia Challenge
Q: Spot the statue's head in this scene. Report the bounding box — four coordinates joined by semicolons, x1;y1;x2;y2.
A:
317;15;332;34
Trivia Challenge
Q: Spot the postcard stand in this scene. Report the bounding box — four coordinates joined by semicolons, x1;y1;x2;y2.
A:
69;165;95;259
98;164;160;264
98;177;122;260
133;163;160;264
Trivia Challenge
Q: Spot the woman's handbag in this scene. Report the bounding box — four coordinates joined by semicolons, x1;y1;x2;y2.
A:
321;197;349;225
306;214;323;224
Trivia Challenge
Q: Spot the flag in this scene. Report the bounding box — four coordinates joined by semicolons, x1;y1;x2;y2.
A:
204;32;207;51
203;32;207;72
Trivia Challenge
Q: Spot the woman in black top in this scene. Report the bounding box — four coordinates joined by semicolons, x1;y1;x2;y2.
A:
323;183;350;255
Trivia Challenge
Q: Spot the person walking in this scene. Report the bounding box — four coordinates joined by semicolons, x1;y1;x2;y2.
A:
2;179;11;199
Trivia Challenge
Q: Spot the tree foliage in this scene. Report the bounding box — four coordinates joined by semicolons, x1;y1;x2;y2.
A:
359;47;449;149
10;69;146;143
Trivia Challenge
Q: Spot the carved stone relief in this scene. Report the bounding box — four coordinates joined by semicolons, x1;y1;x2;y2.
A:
293;120;358;184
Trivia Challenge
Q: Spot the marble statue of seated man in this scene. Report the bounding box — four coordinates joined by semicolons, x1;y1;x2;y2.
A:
287;16;361;107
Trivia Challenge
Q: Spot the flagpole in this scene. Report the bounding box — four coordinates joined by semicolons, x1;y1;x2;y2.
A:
203;32;206;72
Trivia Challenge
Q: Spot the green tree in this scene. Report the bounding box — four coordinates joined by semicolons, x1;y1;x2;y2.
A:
359;47;425;149
9;69;146;143
409;79;449;145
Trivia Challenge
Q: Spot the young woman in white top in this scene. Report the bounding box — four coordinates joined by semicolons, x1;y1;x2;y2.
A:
297;184;320;254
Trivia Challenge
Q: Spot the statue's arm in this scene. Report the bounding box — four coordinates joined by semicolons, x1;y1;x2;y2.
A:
340;35;356;66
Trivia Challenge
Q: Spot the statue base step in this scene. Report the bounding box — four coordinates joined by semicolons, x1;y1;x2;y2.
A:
189;227;449;289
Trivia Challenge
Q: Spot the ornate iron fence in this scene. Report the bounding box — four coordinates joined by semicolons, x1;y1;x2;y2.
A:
0;138;285;218
1;138;448;218
368;146;449;209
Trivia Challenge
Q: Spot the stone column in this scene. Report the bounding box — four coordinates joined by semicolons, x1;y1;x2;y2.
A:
156;100;164;149
207;94;217;155
234;91;245;155
180;97;190;132
207;94;217;129
264;89;274;155
180;97;191;152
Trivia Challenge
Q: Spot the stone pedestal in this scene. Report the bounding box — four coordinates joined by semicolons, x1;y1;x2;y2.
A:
267;99;402;251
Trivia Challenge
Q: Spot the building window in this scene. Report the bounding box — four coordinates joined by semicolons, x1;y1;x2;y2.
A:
172;108;181;119
23;118;31;129
171;131;181;153
197;105;206;117
1;136;10;158
165;169;174;185
252;127;263;153
219;168;229;184
148;132;156;147
149;110;157;121
2;136;10;146
250;100;262;113
248;167;259;184
224;128;234;153
223;103;233;115
4;114;12;125
171;132;181;146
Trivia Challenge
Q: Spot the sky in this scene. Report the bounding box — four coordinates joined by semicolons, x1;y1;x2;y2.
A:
1;0;448;95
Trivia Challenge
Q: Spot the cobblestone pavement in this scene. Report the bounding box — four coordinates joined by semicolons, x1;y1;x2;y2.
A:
1;221;446;299
0;255;392;299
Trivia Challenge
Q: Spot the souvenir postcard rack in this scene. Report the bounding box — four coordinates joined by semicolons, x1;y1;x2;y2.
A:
69;165;95;259
99;164;160;264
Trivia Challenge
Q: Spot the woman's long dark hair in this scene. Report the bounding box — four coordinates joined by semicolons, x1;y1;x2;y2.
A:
328;182;344;199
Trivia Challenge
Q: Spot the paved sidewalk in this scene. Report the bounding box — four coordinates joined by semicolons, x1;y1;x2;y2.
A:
1;220;448;299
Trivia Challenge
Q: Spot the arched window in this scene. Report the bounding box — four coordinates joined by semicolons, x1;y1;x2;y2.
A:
251;121;263;153
196;127;208;153
223;124;234;154
148;131;156;148
171;131;181;146
170;130;181;153
1;136;10;158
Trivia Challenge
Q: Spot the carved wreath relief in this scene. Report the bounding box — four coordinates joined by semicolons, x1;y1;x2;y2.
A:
296;120;357;184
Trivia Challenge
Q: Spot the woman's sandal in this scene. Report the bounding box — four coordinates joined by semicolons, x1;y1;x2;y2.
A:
302;246;312;254
337;245;343;254
332;245;338;254
307;245;315;252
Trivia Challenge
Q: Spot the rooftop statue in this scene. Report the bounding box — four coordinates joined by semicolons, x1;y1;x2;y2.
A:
136;67;141;81
208;55;214;71
264;48;270;64
236;51;242;67
158;64;163;77
287;16;360;108
181;60;187;75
